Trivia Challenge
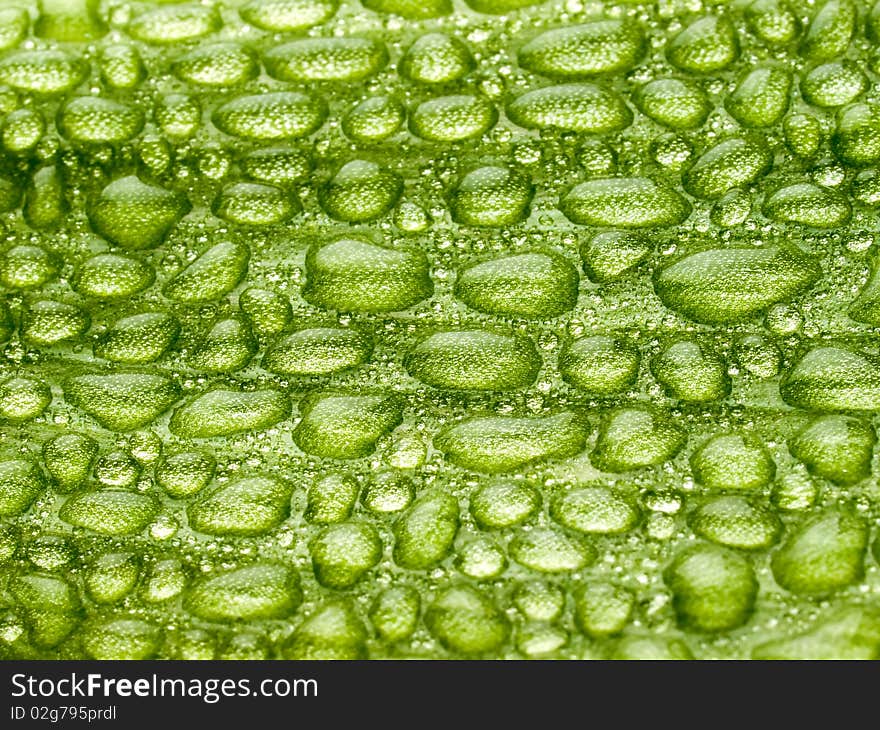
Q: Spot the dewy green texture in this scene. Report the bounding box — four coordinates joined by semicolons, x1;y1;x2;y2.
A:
2;0;880;662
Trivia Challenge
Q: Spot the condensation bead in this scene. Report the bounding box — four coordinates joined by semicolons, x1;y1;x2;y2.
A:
404;331;540;391
170;388;289;438
399;34;473;85
312;522;382;588
293;392;404;459
239;0;339;30
450;167;533;227
0;460;46;517
82;619;161;660
184;564;301;620
100;45;144;91
802;62;866;108
57;96;144;145
710;189;751;227
518;20;645;79
264;327;372;376
241;147;312;185
188;476;292;536
848;254;880;325
188;318;256;373
666;16;740;74
59;490;159;536
455;538;507;580
454;251;578;318
683;138;772;200
88;176;191;250
0;8;28;51
725;66;791;128
732;334;781;378
64;373;180;431
0;50;88;95
764;182;851;227
506;84;632;134
651;340;730;403
163;241;250;303
137;134;172;176
580;231;651;282
591;406;687;472
664;544;757;632
362;471;414;514
0;377;51;422
237;289;291;344
369;586;421;643
560;177;690;228
654;244;820;324
425;585;509;655
2;109;45;154
303;238;432;313
306;473;359;524
745;0;800;46
263;38;388;83
0;245;60;289
434;411;589;473
155;94;201;139
342;96;405;143
470;480;541;529
690;433;775;491
319;160;402;222
42;432;97;492
94;450;140;489
789;416;875;485
393;492;458;569
559;336;640;396
771;506;868;597
784;113;822;158
11;572;81;647
84;553;140;604
127;4;221;45
575;139;617;177
800;0;856;63
156;451;215;498
852;170;880;207
213;182;300;226
513;581;564;622
833;104;880;167
24;166;68;231
213;92;327;141
634;78;710;130
73;253;154;299
281;601;367;659
574;583;634;638
689;497;782;551
550;486;640;535
94;312;179;364
651;134;692;171
409;95;497;142
509;527;596;573
21;300;90;346
172;43;259;88
781;345;880;411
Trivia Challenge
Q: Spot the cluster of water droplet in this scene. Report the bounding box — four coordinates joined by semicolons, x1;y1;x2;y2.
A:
4;0;880;659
